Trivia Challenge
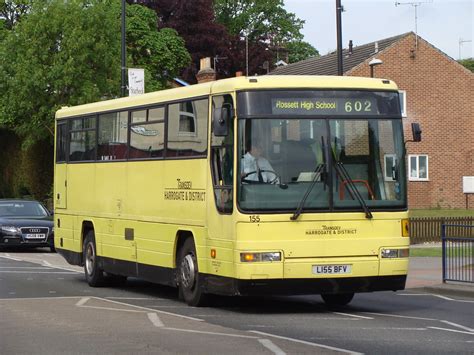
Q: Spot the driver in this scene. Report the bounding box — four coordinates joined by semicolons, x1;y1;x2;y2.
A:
241;143;278;183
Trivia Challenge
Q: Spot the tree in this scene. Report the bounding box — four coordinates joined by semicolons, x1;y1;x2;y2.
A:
0;0;32;29
133;0;231;83
0;0;190;144
285;40;319;64
458;58;474;72
126;4;190;91
214;0;317;69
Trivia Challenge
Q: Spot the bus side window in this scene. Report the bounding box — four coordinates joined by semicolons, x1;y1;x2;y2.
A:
211;95;234;214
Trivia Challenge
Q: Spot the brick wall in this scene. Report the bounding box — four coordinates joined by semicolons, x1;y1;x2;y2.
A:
347;33;474;208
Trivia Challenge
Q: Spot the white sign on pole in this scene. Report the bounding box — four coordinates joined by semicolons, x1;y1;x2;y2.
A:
128;68;145;96
463;176;474;194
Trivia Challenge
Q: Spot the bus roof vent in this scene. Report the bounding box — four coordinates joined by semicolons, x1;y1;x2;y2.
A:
382;80;391;84
249;78;258;83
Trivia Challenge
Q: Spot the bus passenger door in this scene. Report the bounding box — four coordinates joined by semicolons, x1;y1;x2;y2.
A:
55;121;68;209
207;95;235;275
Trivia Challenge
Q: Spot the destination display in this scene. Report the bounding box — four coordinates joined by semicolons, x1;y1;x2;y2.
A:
271;97;377;116
237;90;401;117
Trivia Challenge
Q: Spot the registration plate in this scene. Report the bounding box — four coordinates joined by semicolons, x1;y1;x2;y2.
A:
25;234;46;239
312;264;352;275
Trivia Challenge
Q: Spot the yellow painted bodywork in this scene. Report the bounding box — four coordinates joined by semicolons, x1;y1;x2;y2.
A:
54;75;408;285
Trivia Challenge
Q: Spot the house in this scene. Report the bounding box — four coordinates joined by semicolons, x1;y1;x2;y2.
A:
270;32;474;209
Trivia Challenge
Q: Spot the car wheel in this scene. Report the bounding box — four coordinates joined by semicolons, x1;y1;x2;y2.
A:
83;230;104;287
177;238;207;306
321;293;354;307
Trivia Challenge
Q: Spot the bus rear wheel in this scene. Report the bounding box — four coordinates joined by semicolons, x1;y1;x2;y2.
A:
83;230;105;287
321;293;354;307
177;238;207;307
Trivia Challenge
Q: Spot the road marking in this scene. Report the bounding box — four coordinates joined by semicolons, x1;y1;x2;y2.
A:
49;291;57;294
147;312;164;327
0;267;52;269
332;312;373;320
0;255;22;261
249;331;362;355
93;297;204;322
361;312;437;321
0;296;85;301
258;339;286;355
76;297;90;306
80;305;148;313
440;320;474;333
398;293;474;303
165;327;259;339
428;327;474;336
105;297;163;300
0;271;77;274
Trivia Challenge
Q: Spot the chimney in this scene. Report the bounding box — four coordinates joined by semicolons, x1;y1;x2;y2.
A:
196;57;216;84
235;71;243;77
348;40;353;55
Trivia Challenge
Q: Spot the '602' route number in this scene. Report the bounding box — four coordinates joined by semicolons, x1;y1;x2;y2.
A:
249;215;260;223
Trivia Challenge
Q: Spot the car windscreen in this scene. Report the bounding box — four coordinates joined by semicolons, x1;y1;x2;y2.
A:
0;202;49;217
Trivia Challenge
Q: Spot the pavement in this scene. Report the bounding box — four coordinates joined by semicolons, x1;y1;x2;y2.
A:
407;243;474;298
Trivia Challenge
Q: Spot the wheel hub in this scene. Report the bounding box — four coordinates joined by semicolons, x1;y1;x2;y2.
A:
85;243;95;276
180;254;196;289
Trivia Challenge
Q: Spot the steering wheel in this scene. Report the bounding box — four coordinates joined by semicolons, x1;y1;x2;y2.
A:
241;169;280;184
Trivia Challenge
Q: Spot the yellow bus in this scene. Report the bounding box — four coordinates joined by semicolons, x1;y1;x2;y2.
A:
54;76;418;306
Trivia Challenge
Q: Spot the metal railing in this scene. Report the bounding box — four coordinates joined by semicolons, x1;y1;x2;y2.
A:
442;224;474;284
410;217;474;244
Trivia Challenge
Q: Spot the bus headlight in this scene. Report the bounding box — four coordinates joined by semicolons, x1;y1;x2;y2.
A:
381;248;409;258
240;252;281;262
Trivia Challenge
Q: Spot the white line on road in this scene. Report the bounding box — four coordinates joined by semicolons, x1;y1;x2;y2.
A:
147;312;164;327
440;320;474;333
0;267;52;269
0;271;78;274
428;327;474;336
165;327;259;339
361;312;438;321
93;297;204;322
1;255;22;261
258;339;286;355
105;297;164;300
332;312;373;320
398;293;474;303
75;297;90;307
249;330;362;355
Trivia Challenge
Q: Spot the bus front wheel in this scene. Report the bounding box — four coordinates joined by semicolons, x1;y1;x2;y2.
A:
83;230;105;287
177;238;207;307
321;293;354;307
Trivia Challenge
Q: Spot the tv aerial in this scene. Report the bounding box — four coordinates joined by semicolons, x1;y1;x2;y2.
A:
395;1;434;49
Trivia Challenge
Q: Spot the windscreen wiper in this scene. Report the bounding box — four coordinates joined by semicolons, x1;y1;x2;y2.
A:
290;163;325;221
333;157;373;219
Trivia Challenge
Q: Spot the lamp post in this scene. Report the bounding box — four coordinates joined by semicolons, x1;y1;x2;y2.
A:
121;0;126;97
336;0;344;76
369;58;383;78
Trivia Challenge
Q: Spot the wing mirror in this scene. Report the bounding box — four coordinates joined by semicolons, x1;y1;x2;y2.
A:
411;123;422;142
213;103;233;137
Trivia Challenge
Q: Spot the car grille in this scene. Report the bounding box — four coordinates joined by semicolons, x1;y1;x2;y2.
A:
20;227;49;242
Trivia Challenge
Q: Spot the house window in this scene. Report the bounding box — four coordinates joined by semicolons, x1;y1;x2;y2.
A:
409;155;428;181
398;90;407;118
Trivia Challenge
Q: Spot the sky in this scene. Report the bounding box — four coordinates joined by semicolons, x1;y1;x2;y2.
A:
284;0;473;60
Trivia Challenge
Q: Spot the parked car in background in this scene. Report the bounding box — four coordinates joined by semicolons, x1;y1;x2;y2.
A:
0;199;55;252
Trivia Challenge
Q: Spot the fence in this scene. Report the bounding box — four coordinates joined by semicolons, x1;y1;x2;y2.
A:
409;217;474;244
442;224;474;284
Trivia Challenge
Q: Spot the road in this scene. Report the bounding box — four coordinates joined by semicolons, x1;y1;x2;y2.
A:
1;249;473;354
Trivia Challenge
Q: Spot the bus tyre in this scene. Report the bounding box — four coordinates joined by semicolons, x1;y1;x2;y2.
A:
178;238;207;307
83;231;105;287
321;293;354;307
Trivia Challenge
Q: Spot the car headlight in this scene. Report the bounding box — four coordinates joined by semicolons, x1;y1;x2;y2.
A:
1;226;21;235
240;252;282;262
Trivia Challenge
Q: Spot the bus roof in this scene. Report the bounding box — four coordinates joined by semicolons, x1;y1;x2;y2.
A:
55;75;399;119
